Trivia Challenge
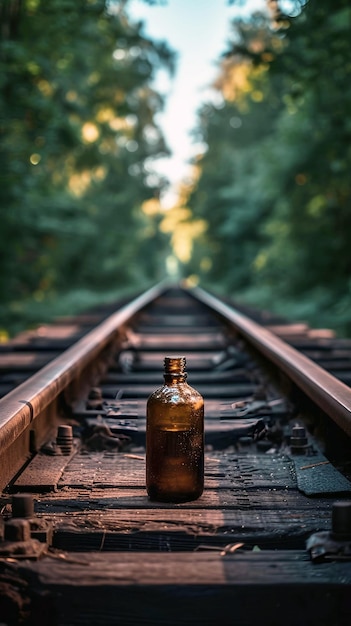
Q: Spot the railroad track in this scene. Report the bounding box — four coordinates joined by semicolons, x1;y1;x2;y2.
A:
1;282;351;625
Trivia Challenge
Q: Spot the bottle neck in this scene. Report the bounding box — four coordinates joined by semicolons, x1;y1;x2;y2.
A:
163;372;187;384
163;356;187;384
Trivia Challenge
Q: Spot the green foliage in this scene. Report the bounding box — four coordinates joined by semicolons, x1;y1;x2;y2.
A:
187;0;351;336
0;0;173;334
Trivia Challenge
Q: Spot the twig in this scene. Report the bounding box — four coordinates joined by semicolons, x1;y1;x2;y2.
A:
300;460;330;470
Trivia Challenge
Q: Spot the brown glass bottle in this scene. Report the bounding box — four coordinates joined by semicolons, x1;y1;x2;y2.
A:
146;356;204;502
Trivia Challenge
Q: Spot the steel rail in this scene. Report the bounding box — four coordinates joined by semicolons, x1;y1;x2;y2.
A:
191;285;351;437
0;282;167;456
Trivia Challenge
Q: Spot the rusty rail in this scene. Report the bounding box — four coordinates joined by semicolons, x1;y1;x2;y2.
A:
192;286;351;437
0;282;167;486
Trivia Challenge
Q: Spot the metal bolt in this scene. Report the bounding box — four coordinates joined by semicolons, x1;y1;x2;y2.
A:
86;386;103;409
12;493;34;519
332;501;351;540
290;424;308;454
88;387;103;400
292;425;306;439
4;519;31;542
238;436;252;447
56;424;73;455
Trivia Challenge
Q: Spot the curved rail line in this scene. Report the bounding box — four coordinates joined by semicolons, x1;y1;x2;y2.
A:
0;282;351;625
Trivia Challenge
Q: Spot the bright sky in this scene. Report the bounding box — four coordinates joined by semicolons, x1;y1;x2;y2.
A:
128;0;265;207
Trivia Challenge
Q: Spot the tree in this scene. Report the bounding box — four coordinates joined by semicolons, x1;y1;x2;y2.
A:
0;0;174;333
186;12;284;291
187;0;351;334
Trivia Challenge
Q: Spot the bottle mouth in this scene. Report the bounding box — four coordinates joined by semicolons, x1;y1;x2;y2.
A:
164;356;186;373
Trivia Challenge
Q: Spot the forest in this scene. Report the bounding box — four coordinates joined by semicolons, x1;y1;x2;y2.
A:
1;0;351;337
184;0;351;335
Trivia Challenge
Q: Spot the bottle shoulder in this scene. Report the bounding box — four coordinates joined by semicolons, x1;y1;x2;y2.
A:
147;382;203;405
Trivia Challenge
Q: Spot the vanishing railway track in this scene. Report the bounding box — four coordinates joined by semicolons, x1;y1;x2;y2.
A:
1;282;351;625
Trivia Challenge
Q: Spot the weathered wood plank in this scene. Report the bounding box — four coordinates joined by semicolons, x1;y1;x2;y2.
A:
82;417;266;448
74;398;244;419
134;325;224;334
35;487;332;511
33;505;331;545
74;397;287;419
0;351;60;370
37;503;333;542
53;452;297;490
101;368;253;384
8;552;351;626
131;331;227;349
100;382;257;398
13;449;78;491
135;313;221;327
116;351;223;371
18;550;351;583
19;450;348;496
12;445;290;491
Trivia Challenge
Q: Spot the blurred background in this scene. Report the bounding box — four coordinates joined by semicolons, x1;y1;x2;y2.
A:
1;0;350;338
